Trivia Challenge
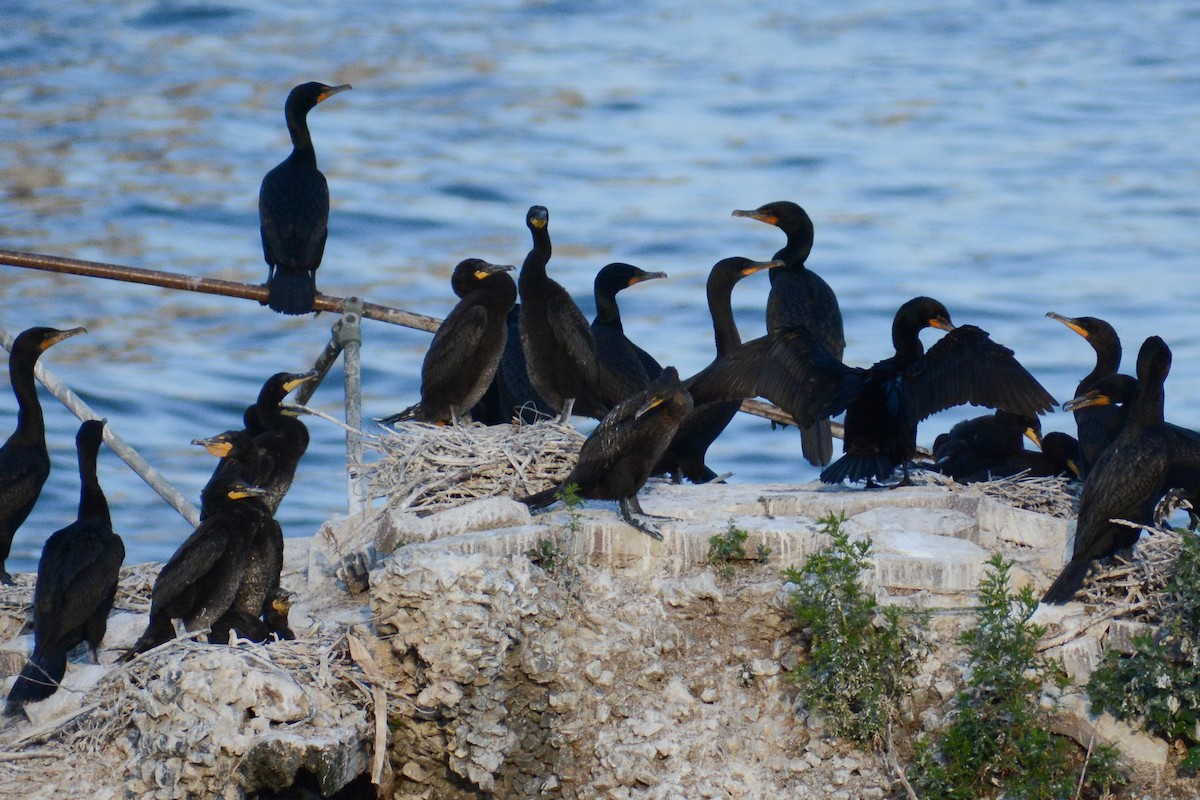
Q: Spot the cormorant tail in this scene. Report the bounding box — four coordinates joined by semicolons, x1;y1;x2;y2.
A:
819;453;895;485
4;649;67;714
800;420;833;467
268;270;317;316
521;486;560;511
1041;557;1091;605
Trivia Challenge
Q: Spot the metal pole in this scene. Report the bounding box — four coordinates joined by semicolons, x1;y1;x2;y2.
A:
295;334;344;407
336;298;364;515
0;248;441;333
0;327;201;527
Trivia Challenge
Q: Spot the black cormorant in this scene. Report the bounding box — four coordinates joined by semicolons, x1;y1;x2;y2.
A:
130;476;271;654
1043;337;1200;604
763;297;1056;486
5;419;123;714
733;201;844;465
383;259;516;425
591;262;666;406
522;366;692;539
259;81;351;315
1046;312;1122;474
653;257;783;483
517;206;609;420
235;371;317;515
0;325;86;583
933;412;1079;482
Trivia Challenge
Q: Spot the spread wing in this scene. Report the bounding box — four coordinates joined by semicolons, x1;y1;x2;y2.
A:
761;326;868;425
900;325;1056;425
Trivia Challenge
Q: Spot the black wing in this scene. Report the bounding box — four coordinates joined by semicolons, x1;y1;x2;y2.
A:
901;325;1056;425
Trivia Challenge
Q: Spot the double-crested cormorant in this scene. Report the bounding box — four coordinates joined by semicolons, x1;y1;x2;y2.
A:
193;431;285;644
236;371;317;515
764;297;1056;486
733;201;844;466
517;206;609;420
591;263;667;405
0;325;86;583
259;81;351;315
5;420;123;714
383;259;516;425
933;412;1079;482
471;305;556;425
130;476;271;654
1046;312;1122;474
522;366;693;538
1043;337;1200;604
653;257;784;483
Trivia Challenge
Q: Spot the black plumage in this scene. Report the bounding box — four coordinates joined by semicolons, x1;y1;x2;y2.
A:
470;304;555;425
0;325;86;584
933;412;1079;483
522;366;693;539
653;257;783;483
1047;312;1122;475
767;297;1058;486
130;477;271;654
733;201;844;466
5;420;123;714
1043;337;1200;604
383;259;516;425
517;206;609;420
242;371;316;515
591;262;666;405
259;81;351;315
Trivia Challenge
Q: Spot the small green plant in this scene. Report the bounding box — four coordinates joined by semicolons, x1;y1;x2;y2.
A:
708;520;748;579
559;482;584;535
526;538;566;575
756;542;772;562
913;554;1124;799
785;512;930;747
1088;529;1200;771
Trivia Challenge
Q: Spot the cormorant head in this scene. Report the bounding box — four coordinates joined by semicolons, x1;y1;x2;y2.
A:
527;205;549;231
1136;336;1171;384
286;82;352;114
594;262;668;297
897;297;955;332
1063;373;1137;411
732;201;812;238
227;482;268;501
191;430;251;459
12;325;87;355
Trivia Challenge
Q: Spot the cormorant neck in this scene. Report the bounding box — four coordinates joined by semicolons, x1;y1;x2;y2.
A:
773;228;813;270
594;290;623;328
8;353;45;441
1079;343;1122;395
77;444;109;522
891;318;927;364
1129;380;1165;428
519;226;552;285
707;277;742;356
286;107;317;166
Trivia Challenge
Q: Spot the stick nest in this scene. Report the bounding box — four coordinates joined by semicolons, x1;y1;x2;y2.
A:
912;468;1082;519
360;417;584;515
1079;525;1184;624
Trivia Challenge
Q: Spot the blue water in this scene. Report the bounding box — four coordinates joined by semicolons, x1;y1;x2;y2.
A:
2;1;1200;571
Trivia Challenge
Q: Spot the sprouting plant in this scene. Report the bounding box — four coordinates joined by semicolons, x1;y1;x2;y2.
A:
559;482;583;536
785;512;930;747
708;520;749;579
912;554;1125;799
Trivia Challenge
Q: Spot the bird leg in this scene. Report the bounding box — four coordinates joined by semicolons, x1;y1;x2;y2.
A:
559;398;576;423
888;462;916;489
627;493;672;520
0;570;12;586
619;497;664;541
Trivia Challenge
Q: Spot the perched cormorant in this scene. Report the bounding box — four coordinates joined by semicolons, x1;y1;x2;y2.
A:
1046;312;1122;474
193;432;284;644
0;325;86;583
591;263;666;405
259;81;351;315
5;420;123;714
383;259;516;425
761;297;1056;486
653;257;783;483
933;410;1043;462
522;367;692;538
733;201;844;466
235;371;317;515
130;477;271;654
517;206;609;420
1043;337;1200;604
933;412;1079;483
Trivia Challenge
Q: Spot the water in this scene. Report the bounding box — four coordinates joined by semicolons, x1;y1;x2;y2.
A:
2;1;1199;572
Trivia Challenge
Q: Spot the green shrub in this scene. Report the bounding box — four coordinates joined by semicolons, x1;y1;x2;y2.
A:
913;554;1123;799
708;520;748;579
784;512;930;747
1088;529;1200;771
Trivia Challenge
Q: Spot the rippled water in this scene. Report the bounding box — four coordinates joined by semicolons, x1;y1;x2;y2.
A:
2;1;1199;571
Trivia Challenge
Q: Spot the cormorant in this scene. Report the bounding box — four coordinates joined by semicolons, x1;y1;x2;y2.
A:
933;410;1043;463
653;257;783;483
5;419;123;714
1043;337;1200;604
591;262;666;405
236;371;317;515
259;81;351;315
130;476;271;654
1046;312;1122;474
382;259;516;425
762;297;1056;486
517;206;610;420
192;430;284;644
0;325;86;583
522;366;692;539
933;412;1079;482
733;201;844;465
